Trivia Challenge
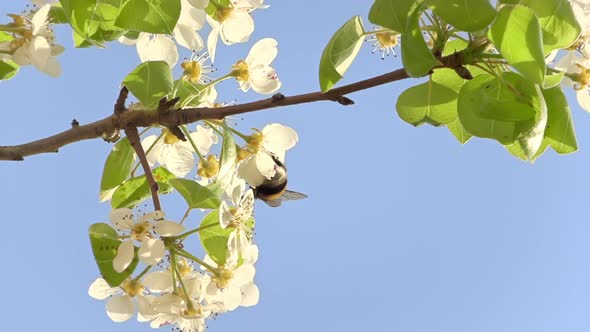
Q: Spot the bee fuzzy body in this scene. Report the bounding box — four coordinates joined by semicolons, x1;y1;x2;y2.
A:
253;154;307;207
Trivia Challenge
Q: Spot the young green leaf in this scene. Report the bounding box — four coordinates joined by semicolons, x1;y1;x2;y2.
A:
396;79;459;126
401;4;441;77
542;86;578;154
428;0;496;32
199;210;232;266
216;121;237;191
111;167;175;208
368;0;416;33
59;0;121;46
122;61;173;108
100;138;135;202
0;60;19;81
488;5;545;84
319;16;365;92
169;178;222;210
89;223;139;287
458;72;544;144
447;118;472;144
518;0;581;54
115;0;181;34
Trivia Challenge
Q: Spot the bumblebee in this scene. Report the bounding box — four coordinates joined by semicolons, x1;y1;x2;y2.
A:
253;154;307;207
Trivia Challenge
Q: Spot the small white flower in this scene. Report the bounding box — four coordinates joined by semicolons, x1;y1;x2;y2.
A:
238;123;298;187
202;244;259;311
230;38;281;94
88;278;156;323
206;0;268;62
366;28;399;59
142;125;218;178
110;209;185;272
555;52;590;112
0;4;63;76
219;188;255;263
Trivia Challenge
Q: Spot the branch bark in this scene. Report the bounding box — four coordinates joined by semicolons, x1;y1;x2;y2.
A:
0;68;409;161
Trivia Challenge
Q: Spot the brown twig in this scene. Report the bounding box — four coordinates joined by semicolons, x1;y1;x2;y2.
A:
0;68;409;161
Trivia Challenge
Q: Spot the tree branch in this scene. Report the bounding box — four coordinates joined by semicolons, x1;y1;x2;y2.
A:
0;68;409;161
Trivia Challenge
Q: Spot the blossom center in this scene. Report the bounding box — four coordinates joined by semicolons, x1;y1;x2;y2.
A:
213;268;234;288
181;60;202;83
131;221;151;241
163;129;181;145
376;32;398;48
215;7;234;22
120;279;144;298
574;63;590;90
197;154;220;178
231;60;250;83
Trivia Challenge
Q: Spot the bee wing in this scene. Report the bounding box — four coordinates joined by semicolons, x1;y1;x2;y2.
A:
263;198;284;207
281;190;308;201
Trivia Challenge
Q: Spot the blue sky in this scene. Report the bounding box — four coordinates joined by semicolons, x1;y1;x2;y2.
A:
2;1;590;332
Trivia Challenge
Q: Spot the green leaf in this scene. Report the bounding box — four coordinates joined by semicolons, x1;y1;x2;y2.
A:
123;61;173;108
199;210;232;266
100;138;135;202
0;60;19;81
488;5;545;84
89;223;138;287
401;4;441;77
111;167;175;208
458;72;544;145
49;5;70;24
0;32;14;43
447;117;472;144
319;16;365;92
542;86;578;154
543;70;565;89
172;80;212;108
115;0;180;34
368;0;416;33
396;74;459;126
59;0;122;46
428;0;496;32
169;178;221;209
518;0;581;54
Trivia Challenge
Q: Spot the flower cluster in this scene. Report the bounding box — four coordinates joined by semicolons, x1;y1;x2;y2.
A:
91;121;300;332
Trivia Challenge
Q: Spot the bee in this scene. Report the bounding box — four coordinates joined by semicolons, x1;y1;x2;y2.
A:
253;153;307;207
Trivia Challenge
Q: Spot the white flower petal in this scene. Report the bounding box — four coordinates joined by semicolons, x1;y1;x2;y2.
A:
136;33;179;68
118;35;137;45
255;152;277;179
164;143;196;177
110;208;135;230
106;295;135;322
173;24;204;51
137;295;157;322
222;285;242;311
31;4;51;35
180;0;207;29
143;271;173;292
190;125;216;155
219;201;234;229
138;238;165;265
113;240;135;273
220;12;254;44
250;65;281;94
154;220;185;236
88;278;119;300
30;36;51;70
206;17;220;63
237;156;267;187
242;244;258;264
240;282;259;307
262;123;299;153
577;89;590;112
234;264;255;284
245;38;278;66
42;56;61;77
142;135;162;168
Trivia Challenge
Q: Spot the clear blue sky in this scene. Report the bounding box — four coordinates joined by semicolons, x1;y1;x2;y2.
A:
2;1;590;332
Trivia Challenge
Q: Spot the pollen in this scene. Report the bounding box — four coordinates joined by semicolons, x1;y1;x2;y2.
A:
197;154;220;178
215;6;234;22
120;279;144;298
